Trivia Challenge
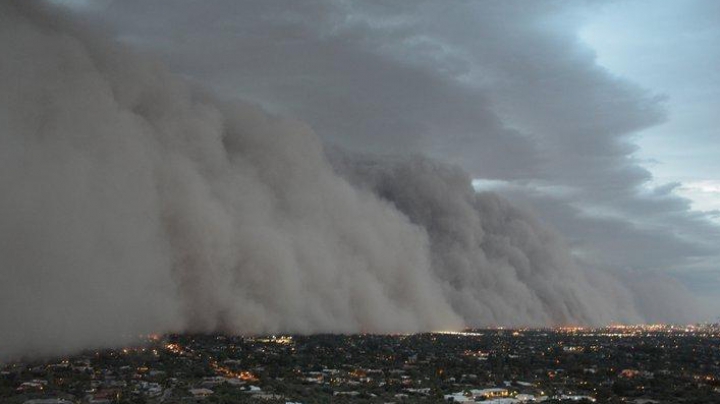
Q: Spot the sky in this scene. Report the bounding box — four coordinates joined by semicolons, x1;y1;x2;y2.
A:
36;1;720;317
580;0;720;215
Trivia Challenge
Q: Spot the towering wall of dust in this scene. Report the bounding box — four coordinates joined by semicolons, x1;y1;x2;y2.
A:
333;155;644;327
0;2;460;360
1;2;644;360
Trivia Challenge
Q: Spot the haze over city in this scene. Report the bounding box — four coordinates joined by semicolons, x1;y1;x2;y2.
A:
2;0;720;362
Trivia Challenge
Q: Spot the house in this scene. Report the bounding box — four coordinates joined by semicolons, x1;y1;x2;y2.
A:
189;388;214;398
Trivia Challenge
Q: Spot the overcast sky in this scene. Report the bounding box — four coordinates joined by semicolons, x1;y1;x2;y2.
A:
580;0;720;215
57;0;720;317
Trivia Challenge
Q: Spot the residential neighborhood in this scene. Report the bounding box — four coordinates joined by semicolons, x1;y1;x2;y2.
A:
2;325;719;404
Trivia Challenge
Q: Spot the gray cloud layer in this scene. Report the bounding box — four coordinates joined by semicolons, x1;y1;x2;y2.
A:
2;1;701;360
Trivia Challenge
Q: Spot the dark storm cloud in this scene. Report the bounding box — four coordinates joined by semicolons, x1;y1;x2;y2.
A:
492;187;713;273
84;0;663;183
82;0;542;179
